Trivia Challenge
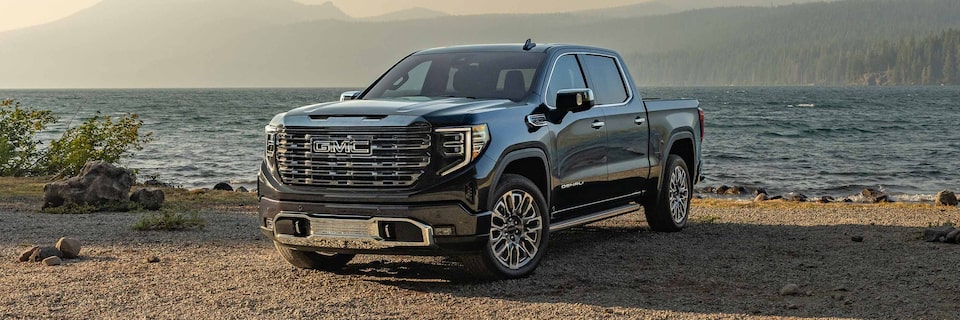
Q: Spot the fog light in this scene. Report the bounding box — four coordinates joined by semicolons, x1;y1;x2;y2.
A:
263;217;274;230
434;226;456;236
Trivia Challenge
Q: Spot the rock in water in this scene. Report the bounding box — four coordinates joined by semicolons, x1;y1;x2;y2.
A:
818;196;835;203
18;246;40;262
235;186;249;193
29;247;62;262
780;284;802;296
861;188;893;203
56;237;81;259
935;190;958;206
131;189;165;210
754;187;768;196
213;182;233;191
784;192;808;202
923;226;956;242
724;186;747;195
42;256;62;266
43;161;135;209
754;193;768;202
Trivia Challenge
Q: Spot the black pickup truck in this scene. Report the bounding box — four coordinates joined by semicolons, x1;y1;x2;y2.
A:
259;41;703;279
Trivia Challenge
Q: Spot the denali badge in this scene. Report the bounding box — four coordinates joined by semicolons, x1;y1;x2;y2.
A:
312;138;372;155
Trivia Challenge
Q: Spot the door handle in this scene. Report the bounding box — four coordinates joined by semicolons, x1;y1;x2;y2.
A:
591;121;605;129
634;117;646;125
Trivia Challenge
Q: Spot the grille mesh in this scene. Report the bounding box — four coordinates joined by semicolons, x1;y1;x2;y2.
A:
276;123;431;187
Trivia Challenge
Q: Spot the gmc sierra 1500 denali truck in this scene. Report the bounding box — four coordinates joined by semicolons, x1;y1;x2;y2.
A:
259;41;703;279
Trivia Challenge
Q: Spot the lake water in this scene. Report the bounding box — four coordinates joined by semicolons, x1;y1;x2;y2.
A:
2;86;958;201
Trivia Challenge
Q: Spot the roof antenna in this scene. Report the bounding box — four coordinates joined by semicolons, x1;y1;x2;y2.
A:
523;39;536;51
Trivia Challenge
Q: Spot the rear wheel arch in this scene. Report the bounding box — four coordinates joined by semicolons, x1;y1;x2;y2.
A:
659;132;696;187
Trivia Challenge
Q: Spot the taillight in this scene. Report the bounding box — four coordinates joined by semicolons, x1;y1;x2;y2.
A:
698;107;705;141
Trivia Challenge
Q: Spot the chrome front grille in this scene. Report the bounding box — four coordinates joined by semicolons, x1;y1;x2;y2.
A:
276;124;431;187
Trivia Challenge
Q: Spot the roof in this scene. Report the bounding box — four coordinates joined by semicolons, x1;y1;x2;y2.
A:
414;43;614;55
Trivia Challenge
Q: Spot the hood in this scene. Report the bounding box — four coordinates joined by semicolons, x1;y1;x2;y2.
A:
285;97;521;118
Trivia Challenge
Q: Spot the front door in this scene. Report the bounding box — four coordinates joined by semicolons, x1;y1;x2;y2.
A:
547;54;609;216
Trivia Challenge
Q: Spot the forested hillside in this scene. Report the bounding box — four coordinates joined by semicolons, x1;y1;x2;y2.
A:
630;1;960;85
632;29;960;86
1;0;959;87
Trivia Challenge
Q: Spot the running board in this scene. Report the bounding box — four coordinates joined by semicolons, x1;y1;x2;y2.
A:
550;203;642;232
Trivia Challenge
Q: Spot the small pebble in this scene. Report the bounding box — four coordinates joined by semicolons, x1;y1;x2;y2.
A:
42;256;62;266
146;256;160;263
851;236;864;242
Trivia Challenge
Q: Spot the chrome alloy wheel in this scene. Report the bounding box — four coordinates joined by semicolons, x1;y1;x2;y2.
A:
489;189;543;270
668;166;690;224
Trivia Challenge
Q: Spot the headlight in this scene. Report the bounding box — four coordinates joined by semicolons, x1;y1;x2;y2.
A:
265;113;285;161
435;124;489;176
264;125;278;159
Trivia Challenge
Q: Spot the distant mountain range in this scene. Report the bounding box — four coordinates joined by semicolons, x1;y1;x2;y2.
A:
0;0;956;88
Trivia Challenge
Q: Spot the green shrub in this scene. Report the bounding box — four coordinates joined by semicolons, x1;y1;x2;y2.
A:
1;100;152;177
0;99;57;176
46;112;153;177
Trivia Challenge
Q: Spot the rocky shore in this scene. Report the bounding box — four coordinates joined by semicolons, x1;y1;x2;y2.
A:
699;184;960;206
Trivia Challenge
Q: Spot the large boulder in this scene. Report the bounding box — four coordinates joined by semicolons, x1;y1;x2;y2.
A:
43;161;136;209
131;189;165;211
56;237;82;259
935;190;958;207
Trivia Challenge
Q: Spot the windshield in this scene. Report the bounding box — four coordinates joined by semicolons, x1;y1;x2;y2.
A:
363;52;545;102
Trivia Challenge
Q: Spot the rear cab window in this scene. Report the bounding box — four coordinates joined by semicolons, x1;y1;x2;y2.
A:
579;54;630;105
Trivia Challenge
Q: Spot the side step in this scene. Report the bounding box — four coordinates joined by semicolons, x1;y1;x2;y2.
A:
550;203;642;232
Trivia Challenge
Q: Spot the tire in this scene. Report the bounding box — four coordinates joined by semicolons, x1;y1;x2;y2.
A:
274;242;354;271
462;174;549;280
643;154;691;232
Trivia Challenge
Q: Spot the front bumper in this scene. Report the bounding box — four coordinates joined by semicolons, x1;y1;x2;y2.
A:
259;197;490;255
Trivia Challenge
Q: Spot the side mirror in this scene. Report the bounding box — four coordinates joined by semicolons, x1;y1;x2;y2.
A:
555;88;595;112
340;91;361;101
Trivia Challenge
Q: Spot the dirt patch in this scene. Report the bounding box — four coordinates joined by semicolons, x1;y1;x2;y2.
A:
2;202;959;319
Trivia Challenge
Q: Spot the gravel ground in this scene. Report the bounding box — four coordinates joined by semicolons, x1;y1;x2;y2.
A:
2;202;960;319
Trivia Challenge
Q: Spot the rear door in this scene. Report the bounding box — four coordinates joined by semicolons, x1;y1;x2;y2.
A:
580;54;651;198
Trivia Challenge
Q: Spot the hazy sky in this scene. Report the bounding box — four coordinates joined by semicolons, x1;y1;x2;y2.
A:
0;0;653;32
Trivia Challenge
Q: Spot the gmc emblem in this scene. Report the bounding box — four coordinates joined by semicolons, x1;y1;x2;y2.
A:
311;138;372;155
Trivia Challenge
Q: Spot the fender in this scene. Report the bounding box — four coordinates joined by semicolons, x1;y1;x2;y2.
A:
656;130;696;188
487;147;550;209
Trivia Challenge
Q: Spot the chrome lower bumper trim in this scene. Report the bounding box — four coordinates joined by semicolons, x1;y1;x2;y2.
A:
273;212;435;250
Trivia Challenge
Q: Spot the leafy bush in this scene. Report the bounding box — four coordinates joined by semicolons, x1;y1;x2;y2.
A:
0;99;57;176
46;112;153;177
1;99;153;177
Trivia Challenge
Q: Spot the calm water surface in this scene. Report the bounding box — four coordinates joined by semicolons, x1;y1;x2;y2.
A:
2;86;957;200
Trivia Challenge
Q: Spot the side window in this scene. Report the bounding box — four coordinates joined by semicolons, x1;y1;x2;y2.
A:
580;55;629;105
381;61;432;98
546;55;587;106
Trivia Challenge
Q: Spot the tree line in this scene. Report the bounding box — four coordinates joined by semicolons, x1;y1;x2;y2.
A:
628;29;960;86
